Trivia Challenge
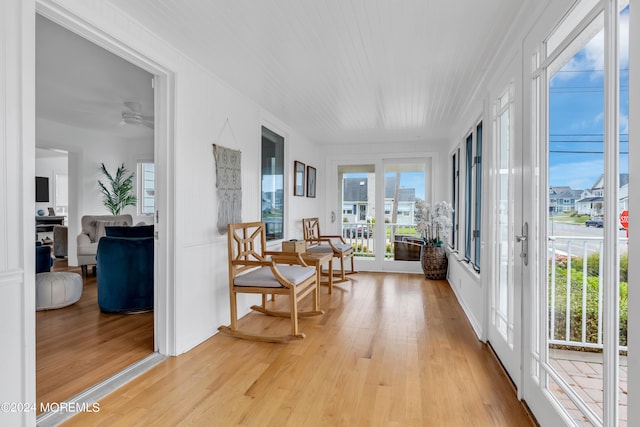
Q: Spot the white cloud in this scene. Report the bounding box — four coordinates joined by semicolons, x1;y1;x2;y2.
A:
549;159;603;189
620;114;629;134
553;6;628;82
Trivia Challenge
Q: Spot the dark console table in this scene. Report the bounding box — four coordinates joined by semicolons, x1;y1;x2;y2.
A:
36;216;65;233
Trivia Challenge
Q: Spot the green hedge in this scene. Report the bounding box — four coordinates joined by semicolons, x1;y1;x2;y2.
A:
550;253;628;347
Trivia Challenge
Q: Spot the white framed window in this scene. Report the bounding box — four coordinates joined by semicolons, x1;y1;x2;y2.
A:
463;121;483;271
137;161;155;216
451;148;460;250
54;172;68;216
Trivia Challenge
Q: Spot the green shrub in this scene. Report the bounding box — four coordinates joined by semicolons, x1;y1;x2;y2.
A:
550;252;628;347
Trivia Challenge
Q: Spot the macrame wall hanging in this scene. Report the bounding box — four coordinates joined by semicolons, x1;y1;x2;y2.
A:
212;119;241;234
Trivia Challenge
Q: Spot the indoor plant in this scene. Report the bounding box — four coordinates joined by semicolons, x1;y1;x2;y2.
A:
98;163;137;215
416;200;453;279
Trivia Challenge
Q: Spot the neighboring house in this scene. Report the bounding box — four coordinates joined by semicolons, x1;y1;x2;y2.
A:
576;174;629;217
620;183;629;212
383;177;416;225
342;177;371;223
342;176;417;225
549;186;582;213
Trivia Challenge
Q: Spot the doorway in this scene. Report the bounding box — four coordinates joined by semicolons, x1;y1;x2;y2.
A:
34;5;171;419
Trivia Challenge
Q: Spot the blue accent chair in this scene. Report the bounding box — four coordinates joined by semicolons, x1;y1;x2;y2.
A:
96;235;154;313
36;242;53;273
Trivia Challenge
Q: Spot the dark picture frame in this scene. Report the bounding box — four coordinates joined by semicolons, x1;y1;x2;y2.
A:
306;165;316;198
294;161;306;196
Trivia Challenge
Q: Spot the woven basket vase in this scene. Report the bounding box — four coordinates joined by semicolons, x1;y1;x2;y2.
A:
420;245;448;280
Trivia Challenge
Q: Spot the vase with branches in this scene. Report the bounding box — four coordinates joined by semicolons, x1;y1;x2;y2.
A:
415;200;453;279
98;163;137;216
416;200;453;247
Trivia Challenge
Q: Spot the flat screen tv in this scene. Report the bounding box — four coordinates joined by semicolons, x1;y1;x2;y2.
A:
35;176;49;202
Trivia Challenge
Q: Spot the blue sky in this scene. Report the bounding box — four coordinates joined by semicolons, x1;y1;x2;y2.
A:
548;6;629;190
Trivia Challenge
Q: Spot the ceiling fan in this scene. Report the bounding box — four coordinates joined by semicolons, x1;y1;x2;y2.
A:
121;101;154;129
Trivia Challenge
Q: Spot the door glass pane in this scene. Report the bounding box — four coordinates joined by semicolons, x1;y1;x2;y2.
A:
340;165;375;257
547;12;604;423
384;163;425;261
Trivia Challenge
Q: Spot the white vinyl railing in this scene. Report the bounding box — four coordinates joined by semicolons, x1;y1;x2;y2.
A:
548;236;628;352
341;222;421;258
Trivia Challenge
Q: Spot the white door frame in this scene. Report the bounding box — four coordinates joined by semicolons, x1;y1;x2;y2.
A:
326;151;437;273
35;0;176;355
485;54;523;394
522;0;627;425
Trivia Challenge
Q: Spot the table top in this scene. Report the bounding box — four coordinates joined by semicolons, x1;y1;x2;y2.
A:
300;251;332;263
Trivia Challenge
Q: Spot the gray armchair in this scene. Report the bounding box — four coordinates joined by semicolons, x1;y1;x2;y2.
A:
77;214;132;275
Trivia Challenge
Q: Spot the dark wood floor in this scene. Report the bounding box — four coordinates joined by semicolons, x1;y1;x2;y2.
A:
36;260;154;413
62;272;535;426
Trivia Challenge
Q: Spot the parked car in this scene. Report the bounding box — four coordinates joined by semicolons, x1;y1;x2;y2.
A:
343;224;373;238
585;217;604;228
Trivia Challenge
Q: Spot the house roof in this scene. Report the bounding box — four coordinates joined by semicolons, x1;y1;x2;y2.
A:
590;173;629;190
343;178;369;202
577;196;604;203
343;176;417;202
384;177;416;202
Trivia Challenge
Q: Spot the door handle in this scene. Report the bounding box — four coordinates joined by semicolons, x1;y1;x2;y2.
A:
516;222;528;266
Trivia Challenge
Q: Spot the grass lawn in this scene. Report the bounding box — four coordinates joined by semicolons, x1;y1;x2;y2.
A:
550;212;590;225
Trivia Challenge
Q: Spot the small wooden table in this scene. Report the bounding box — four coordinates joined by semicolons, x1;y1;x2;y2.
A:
301;251;334;294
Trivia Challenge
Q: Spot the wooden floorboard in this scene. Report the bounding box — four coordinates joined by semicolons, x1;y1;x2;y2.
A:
61;272;534;426
36;260;154;413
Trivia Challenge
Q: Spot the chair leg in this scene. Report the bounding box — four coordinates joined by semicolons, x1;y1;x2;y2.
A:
81;265;88;276
230;290;238;332
290;289;299;337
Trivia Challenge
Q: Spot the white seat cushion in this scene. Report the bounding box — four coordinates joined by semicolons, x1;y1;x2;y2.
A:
307;243;352;253
234;265;315;288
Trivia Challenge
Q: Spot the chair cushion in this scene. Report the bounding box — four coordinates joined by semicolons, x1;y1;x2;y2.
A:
81;215;132;242
234;265;315;288
307;243;352;253
94;220;130;241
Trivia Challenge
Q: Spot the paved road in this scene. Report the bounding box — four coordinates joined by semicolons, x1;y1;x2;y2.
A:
547;222;628;256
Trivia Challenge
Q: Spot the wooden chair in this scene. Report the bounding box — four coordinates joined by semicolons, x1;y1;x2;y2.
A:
218;221;324;343
302;217;356;283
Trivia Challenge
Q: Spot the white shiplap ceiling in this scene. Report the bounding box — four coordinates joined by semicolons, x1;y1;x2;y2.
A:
106;0;527;144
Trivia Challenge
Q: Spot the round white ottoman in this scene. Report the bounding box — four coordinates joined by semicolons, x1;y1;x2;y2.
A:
36;272;83;310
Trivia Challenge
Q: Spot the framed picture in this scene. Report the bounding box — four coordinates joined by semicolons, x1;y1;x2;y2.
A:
294;161;306;196
306;166;316;198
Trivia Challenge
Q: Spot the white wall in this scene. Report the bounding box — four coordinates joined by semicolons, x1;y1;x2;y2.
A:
443;0;543;341
0;1;36;425
0;1;327;423
33;0;327;355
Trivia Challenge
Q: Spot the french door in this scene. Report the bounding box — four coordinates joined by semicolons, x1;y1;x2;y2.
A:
331;156;431;272
487;73;524;392
522;1;629;425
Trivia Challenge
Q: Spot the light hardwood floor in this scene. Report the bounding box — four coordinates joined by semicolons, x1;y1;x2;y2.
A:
62;272;535;426
37;260;154;413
